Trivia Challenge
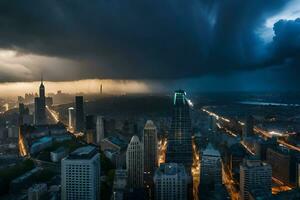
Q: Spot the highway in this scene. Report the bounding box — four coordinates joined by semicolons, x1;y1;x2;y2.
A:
202;108;300;153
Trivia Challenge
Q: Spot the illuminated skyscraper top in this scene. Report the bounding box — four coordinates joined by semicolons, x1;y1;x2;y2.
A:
166;90;193;169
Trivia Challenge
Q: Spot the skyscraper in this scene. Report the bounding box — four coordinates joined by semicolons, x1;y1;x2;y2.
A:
61;145;100;200
166;90;193;168
34;77;46;125
243;115;254;139
126;135;144;189
75;96;84;132
96;116;104;144
143;120;158;174
85;115;96;144
153;163;188;200
240;159;272;200
199;143;222;188
68;107;74;129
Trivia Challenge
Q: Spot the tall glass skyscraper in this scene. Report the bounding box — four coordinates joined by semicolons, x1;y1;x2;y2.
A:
75;96;84;132
166;90;193;168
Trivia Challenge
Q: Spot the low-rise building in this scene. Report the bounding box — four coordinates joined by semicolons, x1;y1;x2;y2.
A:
50;147;67;162
28;183;47;200
30;136;53;155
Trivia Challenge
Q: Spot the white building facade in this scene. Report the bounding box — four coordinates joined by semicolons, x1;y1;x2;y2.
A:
126;135;144;188
61;146;101;200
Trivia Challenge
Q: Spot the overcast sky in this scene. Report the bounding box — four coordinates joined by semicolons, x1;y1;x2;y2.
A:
0;0;300;92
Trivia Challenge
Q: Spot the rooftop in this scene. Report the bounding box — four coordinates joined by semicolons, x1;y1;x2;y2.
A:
243;159;270;168
144;120;156;130
155;163;186;176
12;167;41;184
31;136;53;148
104;136;127;149
51;147;66;154
202;143;221;157
67;145;98;160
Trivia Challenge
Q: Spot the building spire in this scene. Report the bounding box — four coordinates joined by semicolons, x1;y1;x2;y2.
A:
41;72;43;84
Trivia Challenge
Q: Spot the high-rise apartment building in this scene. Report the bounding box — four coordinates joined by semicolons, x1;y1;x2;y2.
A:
61;145;100;200
126;135;144;188
200;143;222;187
154;163;188;200
240;159;272;200
143;120;158;174
166;90;193;168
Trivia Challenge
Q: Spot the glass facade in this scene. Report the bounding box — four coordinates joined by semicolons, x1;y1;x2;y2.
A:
166;90;193;168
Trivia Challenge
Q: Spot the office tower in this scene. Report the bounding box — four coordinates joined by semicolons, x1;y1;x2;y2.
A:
143;120;158;174
154;163;188;200
34;78;46;125
96;116;104;144
243;115;254;139
85;115;96;144
200;144;222;188
19;103;30;125
86;115;95;130
126;135;144;188
61;146;100;200
166;90;193;168
68;107;74;129
266;147;291;185
240;159;272;200
75;96;84;132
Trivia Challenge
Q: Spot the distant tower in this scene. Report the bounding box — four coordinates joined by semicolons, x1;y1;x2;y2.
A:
154;163;188;200
34;75;46;125
75;96;84;132
166;90;193;168
240;159;272;200
199;143;222;192
39;73;45;98
68;107;74;129
126;135;144;188
96;116;104;144
143;120;158;174
100;84;103;95
243;115;254;140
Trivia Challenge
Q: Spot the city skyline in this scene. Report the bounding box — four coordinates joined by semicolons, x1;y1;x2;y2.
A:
1;1;300;200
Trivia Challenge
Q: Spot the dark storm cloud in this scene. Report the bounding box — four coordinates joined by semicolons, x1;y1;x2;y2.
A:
0;0;297;81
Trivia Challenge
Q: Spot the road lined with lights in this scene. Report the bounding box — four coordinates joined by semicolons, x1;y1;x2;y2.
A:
191;137;200;200
201;107;298;197
222;163;239;200
46;105;59;123
202;107;300;153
